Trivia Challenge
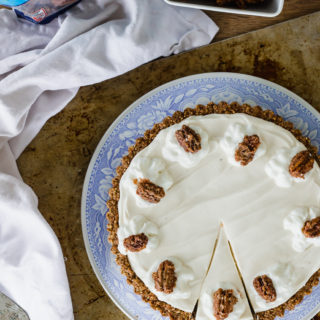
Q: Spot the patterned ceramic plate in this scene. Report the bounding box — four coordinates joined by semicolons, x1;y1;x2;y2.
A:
81;73;320;320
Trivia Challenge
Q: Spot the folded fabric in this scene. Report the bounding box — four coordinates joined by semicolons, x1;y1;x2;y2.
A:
0;1;218;319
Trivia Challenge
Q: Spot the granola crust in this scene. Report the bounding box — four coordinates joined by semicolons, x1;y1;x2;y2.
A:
106;101;320;320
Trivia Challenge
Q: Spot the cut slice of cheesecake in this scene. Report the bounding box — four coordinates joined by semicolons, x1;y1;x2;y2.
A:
196;227;253;320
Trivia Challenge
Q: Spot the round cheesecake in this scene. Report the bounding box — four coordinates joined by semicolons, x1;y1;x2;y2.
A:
107;102;320;320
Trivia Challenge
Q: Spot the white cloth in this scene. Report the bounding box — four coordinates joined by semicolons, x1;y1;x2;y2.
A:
0;1;218;319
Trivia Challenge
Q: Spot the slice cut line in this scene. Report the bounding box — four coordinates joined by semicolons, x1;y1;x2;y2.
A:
227;238;257;320
203;227;222;283
192;227;222;318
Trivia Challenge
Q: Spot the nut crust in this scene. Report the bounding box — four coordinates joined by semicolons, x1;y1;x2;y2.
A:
123;233;148;252
152;260;177;294
136;178;165;203
175;125;201;153
289;150;314;178
302;217;320;238
253;275;277;302
213;288;238;320
235;134;261;166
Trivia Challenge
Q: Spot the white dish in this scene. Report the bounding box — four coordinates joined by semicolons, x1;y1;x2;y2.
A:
164;0;284;17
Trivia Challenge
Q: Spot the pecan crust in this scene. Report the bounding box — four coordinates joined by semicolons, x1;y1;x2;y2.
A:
136;178;165;203
213;288;238;320
152;260;177;294
235;134;261;166
175;125;201;153
253;275;277;302
289;150;314;178
302;217;320;238
123;233;148;252
107;102;320;320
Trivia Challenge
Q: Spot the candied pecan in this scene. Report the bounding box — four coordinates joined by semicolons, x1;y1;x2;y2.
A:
302;216;320;238
136;178;165;203
175;125;201;153
216;0;232;5
235;0;246;8
213;288;238;320
235;135;261;166
123;233;148;252
152;260;177;294
289;150;314;178
253;275;277;302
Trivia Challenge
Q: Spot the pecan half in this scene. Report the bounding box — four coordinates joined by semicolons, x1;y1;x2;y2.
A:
235;135;261;166
152;260;177;294
123;233;148;252
136;178;165;203
289;150;314;179
302;216;320;238
213;288;238;320
253;275;277;302
175;125;201;153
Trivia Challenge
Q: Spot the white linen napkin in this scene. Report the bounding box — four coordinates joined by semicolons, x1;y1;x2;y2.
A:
0;1;218;319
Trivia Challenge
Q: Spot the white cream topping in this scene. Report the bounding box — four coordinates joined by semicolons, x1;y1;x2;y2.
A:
252;263;296;309
163;123;210;168
220;122;266;166
118;113;320;313
120;157;173;207
144;257;196;308
264;146;314;188
197;229;252;320
284;207;320;252
117;215;159;255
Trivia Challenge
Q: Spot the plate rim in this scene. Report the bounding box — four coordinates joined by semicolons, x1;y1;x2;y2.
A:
81;72;320;320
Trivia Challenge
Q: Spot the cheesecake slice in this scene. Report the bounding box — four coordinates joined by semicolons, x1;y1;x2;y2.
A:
196;227;253;320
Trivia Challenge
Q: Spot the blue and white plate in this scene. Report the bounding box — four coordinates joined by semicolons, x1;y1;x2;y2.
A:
81;73;320;320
